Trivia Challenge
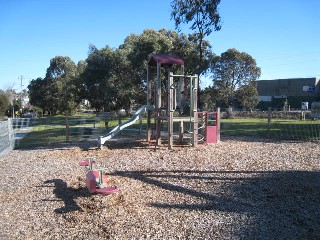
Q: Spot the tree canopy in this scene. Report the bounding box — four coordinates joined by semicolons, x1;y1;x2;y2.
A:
210;48;261;108
27;30;261;115
28;56;79;115
235;85;260;110
171;0;221;75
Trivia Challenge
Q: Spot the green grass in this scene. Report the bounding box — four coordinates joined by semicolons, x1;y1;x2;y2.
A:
221;118;320;140
17;115;104;147
17;114;147;147
17;115;320;148
221;118;268;137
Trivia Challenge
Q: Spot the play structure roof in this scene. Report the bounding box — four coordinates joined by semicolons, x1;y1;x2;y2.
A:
148;54;184;66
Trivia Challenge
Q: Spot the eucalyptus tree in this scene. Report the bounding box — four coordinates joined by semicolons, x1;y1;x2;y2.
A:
120;29;174;83
44;56;78;114
81;45;135;113
211;48;261;108
172;31;214;76
81;46;115;111
171;0;222;75
80;29;214;113
119;29;177;108
120;29;214;102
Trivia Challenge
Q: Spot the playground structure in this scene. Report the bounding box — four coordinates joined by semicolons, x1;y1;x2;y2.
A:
99;105;154;145
79;157;118;195
146;54;220;149
99;54;220;148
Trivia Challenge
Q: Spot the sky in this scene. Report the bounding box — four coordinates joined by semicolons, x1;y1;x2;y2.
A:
0;0;319;91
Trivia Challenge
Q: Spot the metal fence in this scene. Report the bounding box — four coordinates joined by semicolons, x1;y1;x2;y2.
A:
0;119;15;157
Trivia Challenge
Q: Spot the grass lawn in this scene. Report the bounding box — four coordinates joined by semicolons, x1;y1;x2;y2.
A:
18;115;106;147
17;115;320;148
221;118;320;140
17;114;147;147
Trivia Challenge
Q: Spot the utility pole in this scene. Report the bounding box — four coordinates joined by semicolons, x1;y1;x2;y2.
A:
19;75;25;115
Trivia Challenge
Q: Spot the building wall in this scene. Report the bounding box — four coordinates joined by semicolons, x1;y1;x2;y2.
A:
256;77;320;109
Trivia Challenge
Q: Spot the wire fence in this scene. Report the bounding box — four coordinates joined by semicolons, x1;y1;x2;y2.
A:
0;119;15;157
219;110;320;141
2;111;320;154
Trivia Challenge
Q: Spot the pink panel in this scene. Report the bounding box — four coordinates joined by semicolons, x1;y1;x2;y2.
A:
95;186;118;195
79;159;96;166
206;126;217;143
91;171;108;184
86;171;97;193
148;54;184;66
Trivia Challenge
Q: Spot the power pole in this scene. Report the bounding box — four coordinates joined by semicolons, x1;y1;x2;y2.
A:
19;75;25;115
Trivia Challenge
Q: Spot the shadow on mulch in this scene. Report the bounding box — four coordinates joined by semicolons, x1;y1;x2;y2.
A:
41;179;92;214
112;169;320;239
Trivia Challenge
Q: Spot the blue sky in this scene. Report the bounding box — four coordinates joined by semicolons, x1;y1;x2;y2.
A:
0;0;319;91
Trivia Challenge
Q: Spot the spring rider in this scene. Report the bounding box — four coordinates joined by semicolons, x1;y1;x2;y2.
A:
79;157;118;195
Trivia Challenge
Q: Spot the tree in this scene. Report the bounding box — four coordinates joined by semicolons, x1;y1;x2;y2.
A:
171;31;214;76
28;77;51;114
120;29;214;110
211;48;261;108
235;85;260;110
0;91;10;117
81;46;118;112
45;56;78;114
171;0;221;75
28;56;79;115
200;87;220;110
74;60;87;103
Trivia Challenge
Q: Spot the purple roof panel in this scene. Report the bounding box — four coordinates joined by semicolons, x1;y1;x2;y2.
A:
148;54;184;66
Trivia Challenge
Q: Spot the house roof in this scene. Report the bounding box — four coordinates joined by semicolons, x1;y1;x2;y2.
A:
148;54;184;66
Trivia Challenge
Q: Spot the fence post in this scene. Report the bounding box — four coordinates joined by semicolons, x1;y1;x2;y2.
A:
7;118;13;150
118;114;122;136
217;108;221;143
267;107;271;137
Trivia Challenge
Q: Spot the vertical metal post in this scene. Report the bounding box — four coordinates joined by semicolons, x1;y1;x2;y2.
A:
139;115;143;135
98;170;103;185
146;65;151;142
118;114;122;136
168;71;174;149
66;111;69;142
217;108;220;143
267;107;271;137
156;62;161;146
8;118;14;150
179;120;184;143
192;75;198;147
177;64;184;111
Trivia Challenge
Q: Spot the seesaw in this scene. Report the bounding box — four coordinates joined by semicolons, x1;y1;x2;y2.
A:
79;157;118;195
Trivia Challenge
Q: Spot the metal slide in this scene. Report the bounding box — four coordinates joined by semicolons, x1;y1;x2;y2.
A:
99;105;154;145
